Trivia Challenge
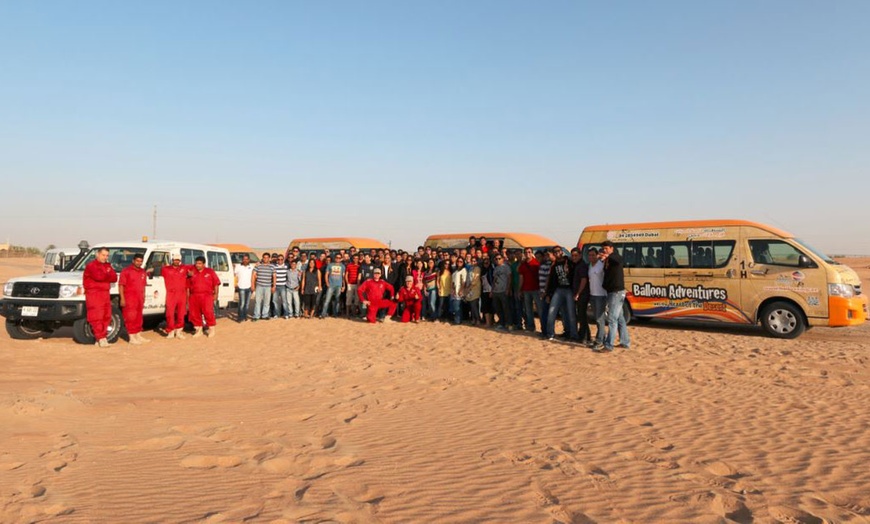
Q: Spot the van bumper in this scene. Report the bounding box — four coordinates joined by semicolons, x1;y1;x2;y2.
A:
0;299;86;322
827;295;868;327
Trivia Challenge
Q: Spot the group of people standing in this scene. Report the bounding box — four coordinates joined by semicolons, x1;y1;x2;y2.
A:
83;248;221;347
229;236;631;351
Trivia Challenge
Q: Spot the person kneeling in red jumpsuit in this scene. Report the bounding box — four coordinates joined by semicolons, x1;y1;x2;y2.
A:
188;256;221;337
357;268;396;323
397;275;423;323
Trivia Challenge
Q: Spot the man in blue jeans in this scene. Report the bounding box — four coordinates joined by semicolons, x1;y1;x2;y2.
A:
544;247;578;342
251;253;275;321
586;247;608;350
233;254;254;322
600;241;630;351
321;257;346;318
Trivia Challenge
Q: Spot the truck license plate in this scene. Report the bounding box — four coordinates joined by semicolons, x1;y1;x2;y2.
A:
21;306;39;317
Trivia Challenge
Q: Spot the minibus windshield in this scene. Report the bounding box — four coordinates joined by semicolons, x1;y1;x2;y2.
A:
795;239;838;265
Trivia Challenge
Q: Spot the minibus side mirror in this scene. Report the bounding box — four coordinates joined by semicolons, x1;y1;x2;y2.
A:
798;255;816;269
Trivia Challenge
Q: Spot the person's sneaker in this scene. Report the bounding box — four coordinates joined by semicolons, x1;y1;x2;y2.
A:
174;329;186;340
97;338;110;348
617;343;630;349
495;325;506;331
547;336;556;342
206;327;216;338
251;318;258;322
138;333;150;344
166;329;176;339
590;341;604;351
507;326;515;332
192;328;203;338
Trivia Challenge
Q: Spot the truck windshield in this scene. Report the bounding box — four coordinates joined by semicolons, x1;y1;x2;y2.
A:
794;238;838;265
71;247;148;272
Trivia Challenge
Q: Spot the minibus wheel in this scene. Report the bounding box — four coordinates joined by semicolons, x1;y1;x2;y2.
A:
760;301;806;339
622;302;632;324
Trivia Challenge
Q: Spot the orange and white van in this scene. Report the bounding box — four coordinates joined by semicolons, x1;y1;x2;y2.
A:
577;220;867;338
210;244;258;266
424;232;560;253
285;237;388;258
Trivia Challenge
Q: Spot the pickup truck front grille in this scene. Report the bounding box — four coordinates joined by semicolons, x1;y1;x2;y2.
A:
11;282;61;299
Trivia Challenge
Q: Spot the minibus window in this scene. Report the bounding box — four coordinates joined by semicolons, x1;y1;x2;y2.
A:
794;238;837;265
666;243;690;268
691;241;714;268
640;243;663;268
749;240;805;267
712;241;736;268
621;244;641;268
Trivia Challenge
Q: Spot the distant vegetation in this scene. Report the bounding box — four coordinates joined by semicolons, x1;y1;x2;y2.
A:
0;245;44;257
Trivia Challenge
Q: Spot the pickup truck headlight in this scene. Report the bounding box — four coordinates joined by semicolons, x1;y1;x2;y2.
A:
59;285;82;298
828;283;856;298
3;282;13;297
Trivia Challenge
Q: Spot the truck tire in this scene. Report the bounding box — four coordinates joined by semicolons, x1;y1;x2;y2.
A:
5;319;51;340
760;301;806;339
72;306;123;345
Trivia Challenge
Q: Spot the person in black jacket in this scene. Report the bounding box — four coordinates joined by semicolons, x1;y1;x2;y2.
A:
544;247;578;342
600;240;630;351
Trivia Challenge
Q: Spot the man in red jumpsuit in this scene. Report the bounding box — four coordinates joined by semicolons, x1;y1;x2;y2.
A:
188;255;220;337
162;250;189;339
397;275;423;323
118;253;149;345
357;267;396;324
83;247;118;347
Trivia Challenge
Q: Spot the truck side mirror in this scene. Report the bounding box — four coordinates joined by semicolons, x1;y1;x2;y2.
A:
798;255;816;268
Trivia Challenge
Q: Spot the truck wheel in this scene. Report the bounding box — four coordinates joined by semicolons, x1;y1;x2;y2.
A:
72;307;123;344
760;301;806;339
5;319;51;340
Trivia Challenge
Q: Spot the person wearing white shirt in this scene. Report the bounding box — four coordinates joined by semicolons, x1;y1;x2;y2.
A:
587;248;607;349
233;254;255;322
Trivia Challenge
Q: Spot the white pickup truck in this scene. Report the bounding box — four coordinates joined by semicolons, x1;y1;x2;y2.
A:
1;240;235;344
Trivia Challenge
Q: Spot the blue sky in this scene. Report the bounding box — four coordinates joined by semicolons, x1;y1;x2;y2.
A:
1;1;868;253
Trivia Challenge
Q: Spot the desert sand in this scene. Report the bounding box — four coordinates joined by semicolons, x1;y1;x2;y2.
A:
1;257;869;523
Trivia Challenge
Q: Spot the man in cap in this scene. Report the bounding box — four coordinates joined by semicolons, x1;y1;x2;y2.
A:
162;250;190;339
83;247;117;347
119;252;149;344
397;275;423;323
188;256;220;337
356;267;396;324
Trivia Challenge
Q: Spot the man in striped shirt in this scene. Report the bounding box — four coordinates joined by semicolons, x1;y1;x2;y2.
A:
537;250;552;337
272;254;290;319
251;252;275;321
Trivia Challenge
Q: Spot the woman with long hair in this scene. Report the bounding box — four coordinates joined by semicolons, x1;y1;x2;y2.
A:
300;259;321;319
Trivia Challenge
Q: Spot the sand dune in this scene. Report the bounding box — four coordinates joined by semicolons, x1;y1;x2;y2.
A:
1;257;869;523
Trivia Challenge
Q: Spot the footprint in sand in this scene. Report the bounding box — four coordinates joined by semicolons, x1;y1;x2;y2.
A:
179;455;244;469
646;437;674;451
623;416;654;427
703;460;743;478
618;451;679;470
767;505;826;524
1;462;26;471
332;482;386;505
812;492;870;516
710;492;753;522
121;435;187;451
530;480;559;507
260;456;310;476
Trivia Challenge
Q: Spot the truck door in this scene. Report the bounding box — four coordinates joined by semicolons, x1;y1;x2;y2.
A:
144;251;170;315
207;251;234;308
